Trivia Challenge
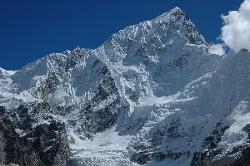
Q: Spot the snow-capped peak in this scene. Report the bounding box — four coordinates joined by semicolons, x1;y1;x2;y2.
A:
156;6;186;21
153;7;206;45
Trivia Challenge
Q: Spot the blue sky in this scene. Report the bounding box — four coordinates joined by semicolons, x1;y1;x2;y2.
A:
0;0;243;69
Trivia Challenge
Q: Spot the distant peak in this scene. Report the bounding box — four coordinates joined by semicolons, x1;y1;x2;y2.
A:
169;6;187;18
0;66;16;76
151;7;205;45
154;6;188;24
106;7;206;48
239;48;249;53
170;6;184;14
0;67;6;72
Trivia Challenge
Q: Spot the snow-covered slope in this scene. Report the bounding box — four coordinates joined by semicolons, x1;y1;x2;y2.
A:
192;49;250;166
1;7;250;166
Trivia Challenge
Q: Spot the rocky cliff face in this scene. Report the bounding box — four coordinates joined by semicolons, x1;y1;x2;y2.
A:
1;7;250;166
0;105;70;166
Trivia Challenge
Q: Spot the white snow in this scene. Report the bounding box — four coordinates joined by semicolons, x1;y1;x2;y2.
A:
218;101;250;154
70;127;138;166
146;156;191;166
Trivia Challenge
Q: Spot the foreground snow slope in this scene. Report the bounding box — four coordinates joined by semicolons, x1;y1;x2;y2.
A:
1;7;250;166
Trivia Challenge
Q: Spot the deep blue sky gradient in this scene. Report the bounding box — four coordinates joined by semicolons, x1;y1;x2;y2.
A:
0;0;243;69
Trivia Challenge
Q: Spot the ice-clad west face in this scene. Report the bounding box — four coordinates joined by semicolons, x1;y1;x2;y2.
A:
103;7;206;62
97;7;218;104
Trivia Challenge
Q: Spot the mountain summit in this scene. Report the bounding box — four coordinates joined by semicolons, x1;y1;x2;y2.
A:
154;7;206;45
1;7;250;166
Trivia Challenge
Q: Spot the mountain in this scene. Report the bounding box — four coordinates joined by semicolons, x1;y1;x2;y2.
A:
1;7;250;166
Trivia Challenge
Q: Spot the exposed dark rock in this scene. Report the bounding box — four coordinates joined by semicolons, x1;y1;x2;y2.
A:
192;146;250;166
0;106;70;166
243;124;250;137
77;72;121;137
192;123;250;166
202;123;230;149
